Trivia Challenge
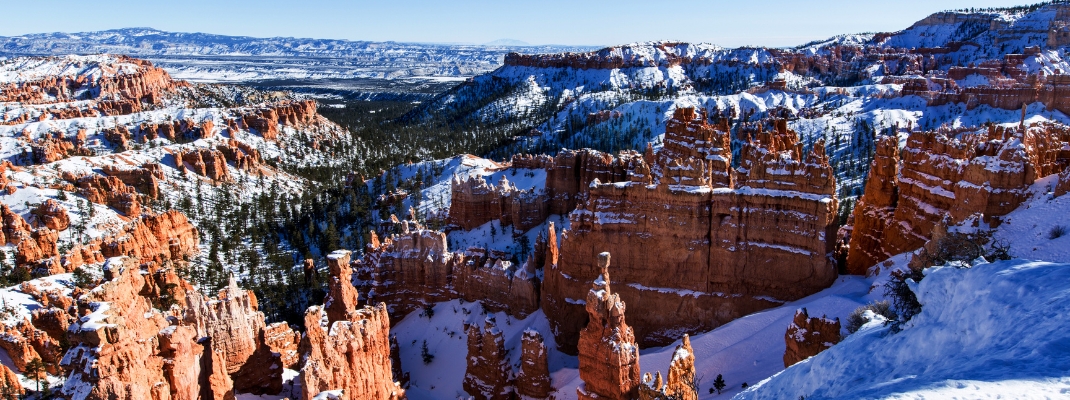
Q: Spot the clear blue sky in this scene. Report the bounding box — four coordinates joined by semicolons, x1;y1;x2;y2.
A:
0;0;1033;47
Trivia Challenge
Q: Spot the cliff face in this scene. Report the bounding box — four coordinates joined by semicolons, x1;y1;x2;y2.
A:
543;108;839;350
846;124;1070;272
577;252;641;400
783;308;841;367
60;256;294;400
355;221;540;320
845;136;900;275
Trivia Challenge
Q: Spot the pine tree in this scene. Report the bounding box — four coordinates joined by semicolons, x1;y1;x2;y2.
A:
714;374;726;394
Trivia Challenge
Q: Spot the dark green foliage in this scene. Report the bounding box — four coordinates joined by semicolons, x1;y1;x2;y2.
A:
421;340;434;364
713;374;726;394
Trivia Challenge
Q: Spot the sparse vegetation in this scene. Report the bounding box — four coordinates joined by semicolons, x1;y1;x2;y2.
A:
845;300;897;334
1049;225;1067;240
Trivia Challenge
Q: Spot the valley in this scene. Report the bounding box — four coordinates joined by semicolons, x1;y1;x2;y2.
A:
0;2;1068;400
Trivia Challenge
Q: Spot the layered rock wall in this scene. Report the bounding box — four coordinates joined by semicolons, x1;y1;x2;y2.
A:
847;124;1070;272
543;108;839;350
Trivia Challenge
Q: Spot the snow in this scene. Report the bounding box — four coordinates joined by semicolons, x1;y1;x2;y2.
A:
738;258;1070;399
991;174;1070;263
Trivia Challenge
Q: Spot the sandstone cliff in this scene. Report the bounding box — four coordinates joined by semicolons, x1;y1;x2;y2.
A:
543;108;839;350
847;124;1070;273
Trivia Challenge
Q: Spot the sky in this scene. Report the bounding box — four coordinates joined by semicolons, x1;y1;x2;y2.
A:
0;0;1036;47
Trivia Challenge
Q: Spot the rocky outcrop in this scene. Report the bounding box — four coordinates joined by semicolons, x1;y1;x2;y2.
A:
184;276;285;395
783;308;841;367
639;335;697;400
845;136;900;275
33;199;70;231
180;148;232;182
449;174;547;232
356;221;540;320
325;250;361;323
101;210;200;263
463;315;515;400
61;256;178;400
72;174;141;217
0;55;181;124
241;100;317;141
1058;167;1070;197
217;139;263;172
847;125;1070;272
300;304;404;400
103;163;164;199
577;252;641;400
0;364;21;396
264;322;301;369
516;329;552;400
543;108;839;350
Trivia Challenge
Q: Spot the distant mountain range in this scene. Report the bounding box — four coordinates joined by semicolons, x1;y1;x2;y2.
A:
0;28;598;100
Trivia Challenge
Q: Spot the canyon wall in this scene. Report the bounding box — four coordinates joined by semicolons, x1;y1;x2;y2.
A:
355;219;540;320
543;108;839;350
846;124;1070;273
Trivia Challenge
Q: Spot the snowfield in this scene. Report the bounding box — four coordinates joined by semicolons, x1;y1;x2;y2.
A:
738;258;1070;400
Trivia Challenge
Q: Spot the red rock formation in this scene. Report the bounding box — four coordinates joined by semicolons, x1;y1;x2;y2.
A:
31;307;71;343
239;101;314;141
577;252;641;400
1;204;32;245
61;257;177;399
73;174;141;216
783;308;841;367
516;329;552;400
639;335;697;400
184;276;284;395
180;148;232;182
300;304;404;400
103;163;164;199
463;315;515;400
543;109;838;350
217;139;263;172
325;250;361;323
0;55;182;124
264;322;301;369
101;210;200;263
847;125;1070;272
33;199;70;231
159;325;208;400
356;223;540;321
846;136;900;275
1057;167;1070;197
448;171;552;233
0;364;21;396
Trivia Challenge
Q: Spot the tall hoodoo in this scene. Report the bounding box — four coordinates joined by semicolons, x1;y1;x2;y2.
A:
462;315;515;400
324;250;360;323
301;248;405;400
577;252;641;400
517;329;552;400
